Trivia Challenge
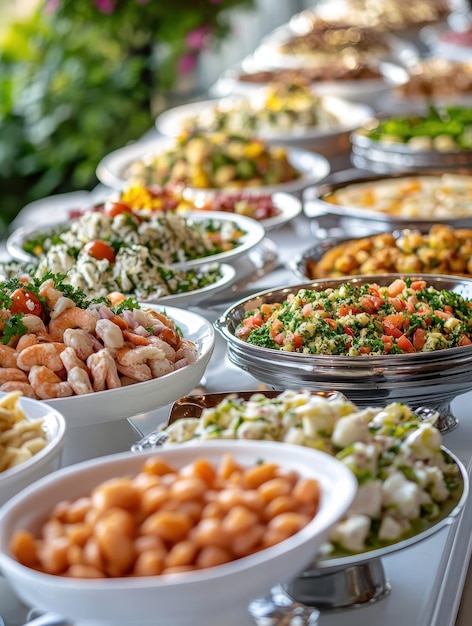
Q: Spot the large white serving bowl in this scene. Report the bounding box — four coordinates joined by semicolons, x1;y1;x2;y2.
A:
0;393;66;506
0;440;357;626
44;304;214;427
96;136;330;195
155;95;375;146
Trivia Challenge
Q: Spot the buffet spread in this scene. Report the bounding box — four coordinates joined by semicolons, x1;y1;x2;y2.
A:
2;1;472;625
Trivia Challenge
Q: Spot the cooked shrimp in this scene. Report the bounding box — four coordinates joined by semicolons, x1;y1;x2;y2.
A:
148;358;174;378
16;342;66;372
29;365;73;399
0;344;18;368
87;349;121;391
67;366;94;396
174;338;198;364
142;309;175;329
49;307;98;341
60;346;89;374
63;329;95;361
116;362;152;382
122;330;150;346
107;291;127;306
22;314;47;335
39;278;62;307
49;296;76;319
147;335;176;360
0;381;37;398
95;319;125;352
16;334;41;351
116;345;165;367
0;368;29;383
158;327;181;349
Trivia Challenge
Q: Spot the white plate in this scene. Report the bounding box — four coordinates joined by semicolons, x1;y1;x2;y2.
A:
155;96;374;144
6;210;266;270
149;262;236;306
96;136;330;195
251;24;420;71
42;304;215;426
181;190;302;232
211;59;407;103
10;190;108;230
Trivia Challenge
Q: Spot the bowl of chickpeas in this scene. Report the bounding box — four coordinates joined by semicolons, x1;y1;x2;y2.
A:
215;273;472;433
0;440;356;626
0;391;66;507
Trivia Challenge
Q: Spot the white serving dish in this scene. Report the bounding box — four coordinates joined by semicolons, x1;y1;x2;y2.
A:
0;440;357;626
96;137;331;195
155;95;374;145
6;210;266;271
0;393;66;506
43;304;214;427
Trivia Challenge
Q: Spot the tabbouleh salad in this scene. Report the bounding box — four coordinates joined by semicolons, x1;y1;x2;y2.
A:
236;278;472;355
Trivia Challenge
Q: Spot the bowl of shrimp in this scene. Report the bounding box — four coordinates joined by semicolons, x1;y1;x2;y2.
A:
0;390;66;506
0;274;215;463
0;440;356;626
215;274;472;433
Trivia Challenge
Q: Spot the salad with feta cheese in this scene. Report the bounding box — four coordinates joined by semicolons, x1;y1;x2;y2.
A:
157;389;463;556
20;209;246;266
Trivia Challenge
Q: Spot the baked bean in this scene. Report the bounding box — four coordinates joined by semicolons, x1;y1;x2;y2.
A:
196;545;232;569
164;540;197;569
91;478;140;512
10;454;321;578
222;505;258;534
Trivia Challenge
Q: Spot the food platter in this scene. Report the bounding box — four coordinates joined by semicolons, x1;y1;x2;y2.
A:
250;22;419;72
350;107;472;173
135;389;468;611
303;172;472;230
288;227;472;282
211;59;405;104
6;210;266;270
155;95;375;145
95;136;331;195
41;304;214;427
215;274;472;434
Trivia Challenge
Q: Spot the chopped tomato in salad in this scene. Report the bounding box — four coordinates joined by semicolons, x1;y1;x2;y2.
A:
236;278;472;355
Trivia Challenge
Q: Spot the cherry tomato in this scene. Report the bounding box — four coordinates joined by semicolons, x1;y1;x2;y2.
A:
83;240;115;263
104;201;134;218
9;288;45;319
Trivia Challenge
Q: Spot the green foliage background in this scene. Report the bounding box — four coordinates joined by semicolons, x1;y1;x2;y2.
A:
0;0;254;237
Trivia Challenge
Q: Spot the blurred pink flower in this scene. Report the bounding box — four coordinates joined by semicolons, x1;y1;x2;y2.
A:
186;26;211;51
95;0;115;14
178;53;198;75
45;0;60;12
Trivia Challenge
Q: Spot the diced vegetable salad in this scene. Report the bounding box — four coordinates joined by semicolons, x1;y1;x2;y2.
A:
236;278;472;355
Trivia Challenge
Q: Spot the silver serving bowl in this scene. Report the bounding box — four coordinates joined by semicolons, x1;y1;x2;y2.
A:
350;128;472;173
287;229;472;283
215;274;472;433
303;171;472;231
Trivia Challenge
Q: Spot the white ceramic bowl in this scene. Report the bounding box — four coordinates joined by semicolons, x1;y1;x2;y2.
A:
0;393;66;506
155;95;375;146
45;304;215;426
0;440;357;626
96;137;331;195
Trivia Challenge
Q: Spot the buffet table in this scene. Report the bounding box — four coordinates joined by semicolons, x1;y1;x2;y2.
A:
3;205;472;625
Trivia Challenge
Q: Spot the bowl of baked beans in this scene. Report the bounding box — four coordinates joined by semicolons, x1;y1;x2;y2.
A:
0;440;356;626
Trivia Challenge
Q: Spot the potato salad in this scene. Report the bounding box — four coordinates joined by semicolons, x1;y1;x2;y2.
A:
158;390;462;555
181;83;342;138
